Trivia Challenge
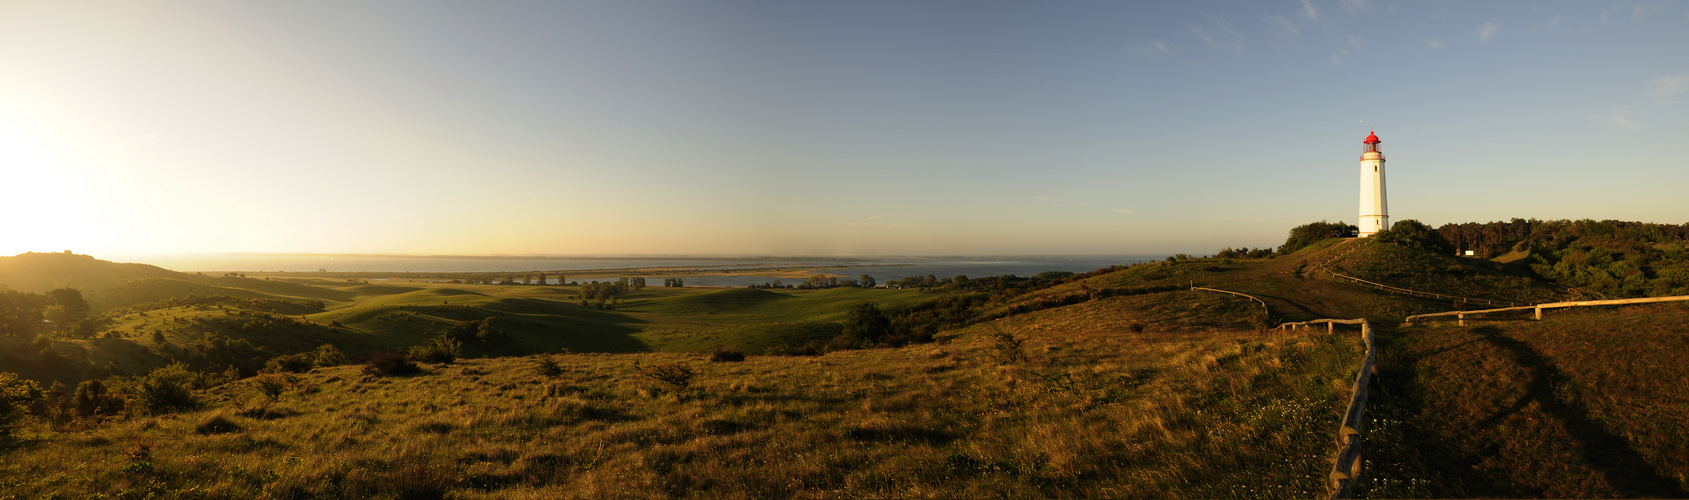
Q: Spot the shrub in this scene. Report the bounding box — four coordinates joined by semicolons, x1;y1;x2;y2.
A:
264;353;315;373
409;335;461;364
842;302;890;345
251;373;294;403
1127;321;1147;333
0;372;43;439
1279;220;1358;254
74;379;124;418
534;356;563;377
314;343;347;367
1372;219;1453;254
646;363;695;390
131;362;198;414
364;351;420;376
989;333;1026;365
710;347;746;362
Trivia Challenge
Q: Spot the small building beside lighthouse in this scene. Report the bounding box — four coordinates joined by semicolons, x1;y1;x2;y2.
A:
1357;131;1389;237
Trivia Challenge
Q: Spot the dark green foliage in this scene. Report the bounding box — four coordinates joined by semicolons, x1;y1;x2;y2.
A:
841;302;890;345
74;379;124;418
1436;219;1689;298
1279;221;1358;254
0;289;45;338
645;362;695;390
131;362;198;414
1033;271;1075;281
314;343;347;367
0;372;42;439
710;347;746;362
409;334;462;364
364;351;420;376
251;373;293;403
264;353;316;373
1372;219;1453;253
445;316;505;342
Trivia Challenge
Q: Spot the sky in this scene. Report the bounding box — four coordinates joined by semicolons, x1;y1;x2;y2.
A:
1;1;1686;258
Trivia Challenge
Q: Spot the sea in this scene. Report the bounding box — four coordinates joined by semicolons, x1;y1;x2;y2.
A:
117;254;1169;288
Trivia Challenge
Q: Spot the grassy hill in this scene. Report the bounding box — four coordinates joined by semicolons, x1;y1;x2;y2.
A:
0;295;1361;498
1359;303;1689;498
5;241;1688;497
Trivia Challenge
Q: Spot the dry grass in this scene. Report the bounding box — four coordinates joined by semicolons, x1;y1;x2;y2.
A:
1359;303;1689;497
0;300;1364;499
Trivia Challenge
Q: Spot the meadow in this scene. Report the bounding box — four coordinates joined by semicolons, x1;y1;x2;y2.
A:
0;299;1362;499
5;236;1689;498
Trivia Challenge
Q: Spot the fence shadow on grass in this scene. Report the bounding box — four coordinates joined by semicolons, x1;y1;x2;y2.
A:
1473;326;1687;497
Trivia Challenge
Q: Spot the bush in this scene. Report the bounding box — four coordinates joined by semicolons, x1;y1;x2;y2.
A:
646;363;695;390
314;343;347;367
989;333;1026;365
364;351;420;376
709;347;746;362
534;356;563;377
1279;220;1358;254
264;353;315;373
409;335;461;364
131;362;198;414
74;379;124;418
0;372;43;439
251;373;294;403
1372;219;1453;254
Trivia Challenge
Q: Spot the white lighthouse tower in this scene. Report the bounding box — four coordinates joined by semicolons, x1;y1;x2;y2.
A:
1357;131;1389;237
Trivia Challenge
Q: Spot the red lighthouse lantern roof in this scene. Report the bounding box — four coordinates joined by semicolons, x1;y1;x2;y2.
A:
1363;131;1381;144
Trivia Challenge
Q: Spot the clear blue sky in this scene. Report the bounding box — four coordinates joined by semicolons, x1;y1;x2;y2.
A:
2;1;1685;258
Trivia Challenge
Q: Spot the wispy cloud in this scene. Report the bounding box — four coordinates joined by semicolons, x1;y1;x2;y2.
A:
1190;13;1244;56
1265;14;1299;38
1648;73;1689;102
1298;0;1320;22
1135;40;1174;60
1588;106;1640;130
1109;209;1137;215
1545;14;1562;29
1476;21;1499;41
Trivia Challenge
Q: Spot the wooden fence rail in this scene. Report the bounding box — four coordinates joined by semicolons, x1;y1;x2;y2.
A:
1276;318;1375;499
1405;294;1689;325
1189;286;1269;314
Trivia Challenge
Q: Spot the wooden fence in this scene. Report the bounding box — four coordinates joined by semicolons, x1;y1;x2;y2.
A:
1277;318;1375;499
1189;286;1269;314
1405;294;1689;325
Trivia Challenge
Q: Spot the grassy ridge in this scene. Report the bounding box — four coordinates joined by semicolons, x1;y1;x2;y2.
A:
1360;303;1689;497
0;298;1362;499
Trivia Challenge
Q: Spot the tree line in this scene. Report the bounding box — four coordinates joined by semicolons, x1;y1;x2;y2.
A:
0;287;92;338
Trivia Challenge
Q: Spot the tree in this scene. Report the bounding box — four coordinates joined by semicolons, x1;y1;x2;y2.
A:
1278;221;1359;254
536;271;548;285
1372;219;1452;253
43;288;89;337
860;274;877;288
0;290;42;338
842;302;890;345
0;372;42;439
